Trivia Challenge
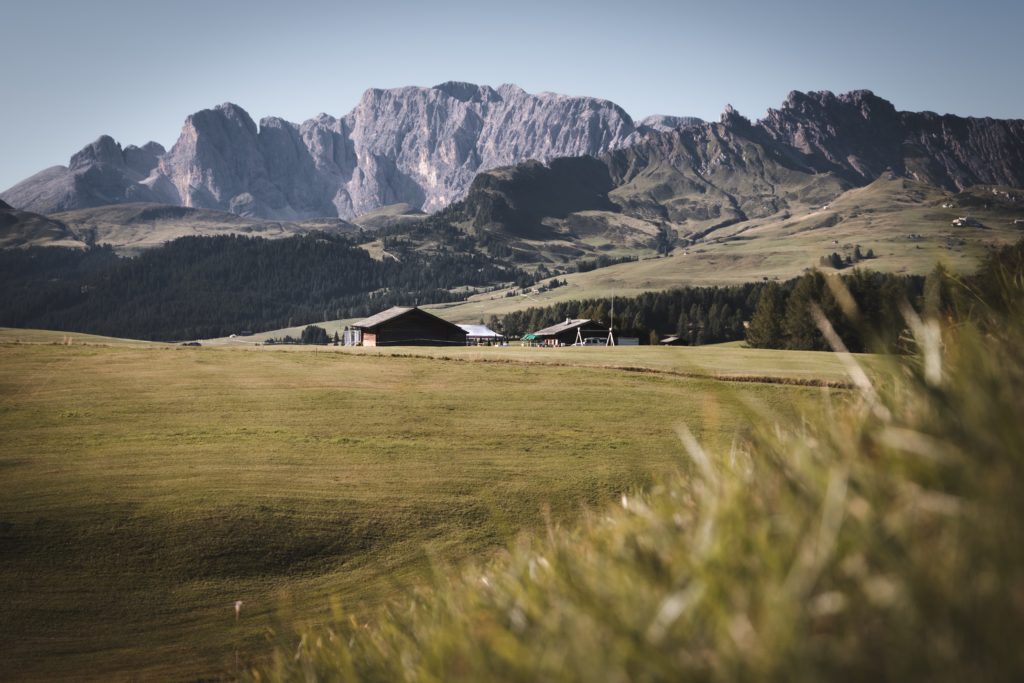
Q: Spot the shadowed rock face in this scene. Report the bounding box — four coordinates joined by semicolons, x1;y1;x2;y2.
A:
756;90;1024;188
3;136;168;214
603;90;1024;226
463;156;617;239
3;86;1022;221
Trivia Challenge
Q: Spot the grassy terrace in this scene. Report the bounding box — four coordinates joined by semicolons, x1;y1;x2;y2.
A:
0;331;847;680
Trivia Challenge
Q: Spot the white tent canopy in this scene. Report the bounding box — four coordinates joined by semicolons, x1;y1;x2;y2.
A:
457;324;503;339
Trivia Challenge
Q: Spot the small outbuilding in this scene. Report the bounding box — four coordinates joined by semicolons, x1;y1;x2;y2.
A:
349;306;468;347
529;318;608;346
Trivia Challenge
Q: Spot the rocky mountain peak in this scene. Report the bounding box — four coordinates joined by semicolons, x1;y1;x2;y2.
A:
216;101;256;123
496;83;526;99
720;104;752;129
69;135;125;170
431;81;502;103
122;142;164;178
186;103;258;136
773;89;898;123
638;115;704;133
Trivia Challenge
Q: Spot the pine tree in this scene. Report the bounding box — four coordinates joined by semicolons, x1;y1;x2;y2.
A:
783;273;827;350
676;310;689;337
300;325;329;345
746;283;785;348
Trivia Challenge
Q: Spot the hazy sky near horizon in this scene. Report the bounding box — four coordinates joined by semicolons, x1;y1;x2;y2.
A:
2;0;1022;191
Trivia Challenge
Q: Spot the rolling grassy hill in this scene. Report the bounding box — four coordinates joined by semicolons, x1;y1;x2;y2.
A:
0;333;842;680
49;203;359;255
428;176;1024;323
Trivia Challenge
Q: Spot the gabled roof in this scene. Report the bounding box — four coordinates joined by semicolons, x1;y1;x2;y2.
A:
457;324;503;338
351;306;467;335
532;318;596;337
351;306;416;330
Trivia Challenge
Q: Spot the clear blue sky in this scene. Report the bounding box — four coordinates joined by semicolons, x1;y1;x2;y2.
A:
2;0;1022;191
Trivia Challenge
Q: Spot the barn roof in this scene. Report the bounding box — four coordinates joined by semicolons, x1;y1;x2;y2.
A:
351;306;467;335
351;306;416;330
532;318;596;337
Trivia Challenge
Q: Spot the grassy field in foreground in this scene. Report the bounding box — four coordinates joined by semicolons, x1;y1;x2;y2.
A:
0;328;862;386
254;257;1024;683
334;344;865;386
0;340;837;680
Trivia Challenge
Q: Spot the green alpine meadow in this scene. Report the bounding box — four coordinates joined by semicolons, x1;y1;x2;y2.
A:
2;2;1023;678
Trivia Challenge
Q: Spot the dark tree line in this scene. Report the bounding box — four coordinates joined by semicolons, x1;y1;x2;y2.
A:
497;269;939;351
0;233;527;341
749;240;1024;352
745;270;925;352
265;325;332;345
497;283;764;344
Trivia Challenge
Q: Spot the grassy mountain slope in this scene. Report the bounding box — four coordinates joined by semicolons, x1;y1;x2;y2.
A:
50;203;359;255
0;202;85;250
428;175;1024;323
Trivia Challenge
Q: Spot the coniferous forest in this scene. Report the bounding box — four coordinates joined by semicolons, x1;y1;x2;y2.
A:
498;270;930;351
3;226;1016;349
0;233;526;341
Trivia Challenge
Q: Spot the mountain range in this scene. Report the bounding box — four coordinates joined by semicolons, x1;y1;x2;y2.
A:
3;85;1023;341
4;85;1022;235
3;83;672;220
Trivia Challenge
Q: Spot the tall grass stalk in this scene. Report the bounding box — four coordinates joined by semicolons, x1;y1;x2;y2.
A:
251;248;1024;682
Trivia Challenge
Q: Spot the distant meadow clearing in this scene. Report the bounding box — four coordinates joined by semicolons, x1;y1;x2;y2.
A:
0;334;833;680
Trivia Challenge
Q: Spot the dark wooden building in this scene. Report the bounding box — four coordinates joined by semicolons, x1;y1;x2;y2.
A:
350;306;468;347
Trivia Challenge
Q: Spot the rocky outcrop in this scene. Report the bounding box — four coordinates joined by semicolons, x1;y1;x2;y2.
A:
2;136;167;214
758;89;1024;189
463;156;617;239
329;82;637;217
604;91;1024;229
636;114;704;133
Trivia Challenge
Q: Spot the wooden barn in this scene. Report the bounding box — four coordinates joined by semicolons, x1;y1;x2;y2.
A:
349;306;468;347
526;318;608;346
